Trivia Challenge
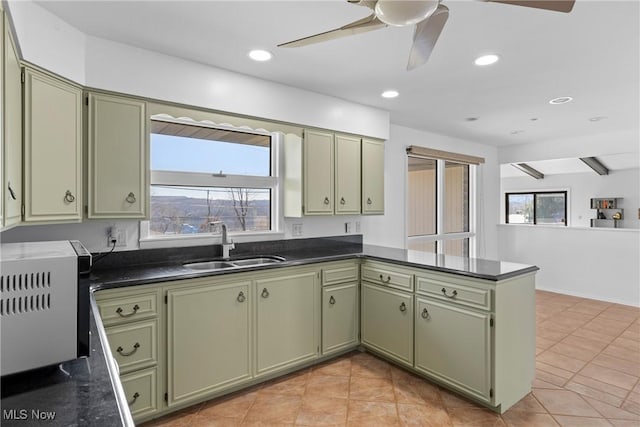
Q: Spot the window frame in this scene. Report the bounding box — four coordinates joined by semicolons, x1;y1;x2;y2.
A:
406;155;477;258
140;117;284;247
505;190;568;226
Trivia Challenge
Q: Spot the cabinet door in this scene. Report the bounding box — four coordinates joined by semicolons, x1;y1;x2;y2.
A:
3;19;22;228
415;296;492;403
335;134;361;214
303;129;334;215
23;69;82;222
167;281;252;406
322;282;359;355
362;138;384;214
361;282;413;366
255;271;319;376
88;93;147;218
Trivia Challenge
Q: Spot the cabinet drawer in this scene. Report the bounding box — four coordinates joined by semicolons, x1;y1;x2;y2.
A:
121;367;157;420
362;262;413;291
416;276;491;311
322;263;359;286
106;319;157;374
97;291;159;326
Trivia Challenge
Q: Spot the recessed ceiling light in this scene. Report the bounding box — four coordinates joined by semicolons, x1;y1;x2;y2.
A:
589;116;607;122
248;49;273;62
530;118;538;121
549;96;573;105
465;117;479;122
474;54;500;66
381;90;399;98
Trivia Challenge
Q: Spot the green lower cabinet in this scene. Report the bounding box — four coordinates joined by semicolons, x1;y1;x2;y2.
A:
322;282;359;355
121;366;157;421
414;296;492;403
361;282;413;367
167;280;252;407
255;271;320;376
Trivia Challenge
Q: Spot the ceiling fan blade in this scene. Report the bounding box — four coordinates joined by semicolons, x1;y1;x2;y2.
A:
487;0;575;13
278;13;386;48
347;0;378;11
407;4;449;71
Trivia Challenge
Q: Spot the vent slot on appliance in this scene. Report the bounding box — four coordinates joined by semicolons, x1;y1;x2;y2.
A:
0;272;53;317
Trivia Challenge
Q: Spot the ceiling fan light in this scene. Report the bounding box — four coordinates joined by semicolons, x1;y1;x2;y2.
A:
375;0;439;27
474;54;500;66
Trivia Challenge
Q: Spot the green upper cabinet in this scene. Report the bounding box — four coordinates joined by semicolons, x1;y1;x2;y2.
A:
335;134;361;215
87;92;147;219
303;129;334;215
362;138;384;215
2;14;22;229
23;68;82;223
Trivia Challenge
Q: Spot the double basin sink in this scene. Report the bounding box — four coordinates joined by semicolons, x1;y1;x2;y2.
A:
183;255;286;271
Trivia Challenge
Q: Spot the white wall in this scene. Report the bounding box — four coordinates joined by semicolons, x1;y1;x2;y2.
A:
7;0;86;84
497;225;639;306
361;124;501;260
501;168;640;229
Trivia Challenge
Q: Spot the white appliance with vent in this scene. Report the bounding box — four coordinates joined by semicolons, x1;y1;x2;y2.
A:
1;241;80;376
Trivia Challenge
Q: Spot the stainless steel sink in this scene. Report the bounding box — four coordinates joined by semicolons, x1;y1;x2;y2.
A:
183;261;236;270
231;256;285;266
183;255;285;271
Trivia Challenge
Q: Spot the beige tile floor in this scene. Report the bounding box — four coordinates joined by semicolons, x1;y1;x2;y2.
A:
143;290;640;426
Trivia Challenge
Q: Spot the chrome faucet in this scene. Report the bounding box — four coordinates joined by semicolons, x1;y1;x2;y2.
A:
211;221;235;259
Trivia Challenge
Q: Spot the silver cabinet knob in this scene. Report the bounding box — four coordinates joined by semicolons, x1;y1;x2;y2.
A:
340;197;346;205
329;295;336;305
126;192;136;204
261;288;269;298
421;308;430;319
237;291;246;303
399;302;407;312
64;190;75;203
323;197;330;205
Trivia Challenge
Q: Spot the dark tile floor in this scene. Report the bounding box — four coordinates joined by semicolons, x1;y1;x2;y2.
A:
143;290;640;426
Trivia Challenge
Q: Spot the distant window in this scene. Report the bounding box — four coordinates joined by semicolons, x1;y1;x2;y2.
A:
148;118;276;237
506;191;567;225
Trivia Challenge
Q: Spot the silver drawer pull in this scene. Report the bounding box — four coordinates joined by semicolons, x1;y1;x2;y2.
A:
126;192;136;204
7;183;17;200
329;295;336;305
128;392;140;405
237;291;246;303
64;190;75;203
261;288;269;298
117;342;140;357
441;288;458;298
421;308;430;319
116;304;140;318
399;302;407;312
379;274;391;283
323;196;330;205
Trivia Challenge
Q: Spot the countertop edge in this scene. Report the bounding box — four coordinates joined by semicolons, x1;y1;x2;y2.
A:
90;296;135;427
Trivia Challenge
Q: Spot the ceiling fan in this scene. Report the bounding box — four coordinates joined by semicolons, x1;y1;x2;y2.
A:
278;0;575;70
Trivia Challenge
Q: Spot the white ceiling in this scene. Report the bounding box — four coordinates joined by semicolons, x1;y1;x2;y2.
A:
500;153;640;178
35;0;639;147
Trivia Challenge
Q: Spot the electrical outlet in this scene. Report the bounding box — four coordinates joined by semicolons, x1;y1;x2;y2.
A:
108;227;127;247
345;222;351;233
292;223;303;237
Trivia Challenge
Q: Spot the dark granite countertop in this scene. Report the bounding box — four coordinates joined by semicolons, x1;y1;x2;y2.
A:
90;238;537;290
1;235;537;427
